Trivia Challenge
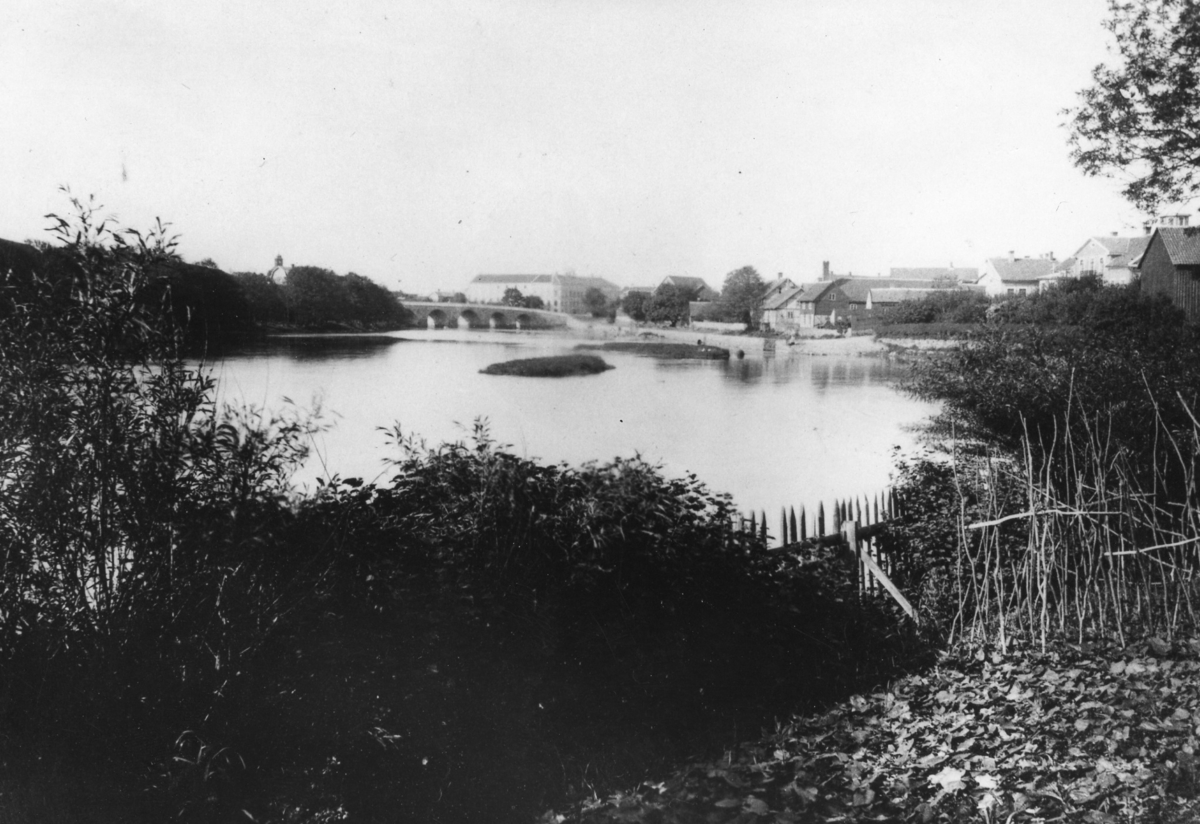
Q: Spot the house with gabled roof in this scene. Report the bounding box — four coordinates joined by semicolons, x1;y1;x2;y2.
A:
759;275;798;302
658;275;718;301
761;282;837;331
978;254;1059;297
1066;234;1152;286
1139;225;1200;321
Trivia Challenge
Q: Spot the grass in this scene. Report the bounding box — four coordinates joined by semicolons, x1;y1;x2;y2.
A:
480;353;615;376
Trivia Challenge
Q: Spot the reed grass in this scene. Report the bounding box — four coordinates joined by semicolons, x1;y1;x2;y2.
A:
948;387;1200;649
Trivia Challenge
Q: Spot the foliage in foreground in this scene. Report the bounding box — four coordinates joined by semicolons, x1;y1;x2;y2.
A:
0;199;926;822
908;277;1199;461
561;637;1200;824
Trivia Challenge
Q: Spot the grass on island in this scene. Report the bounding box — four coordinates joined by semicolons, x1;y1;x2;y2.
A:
480;352;615;377
576;341;731;359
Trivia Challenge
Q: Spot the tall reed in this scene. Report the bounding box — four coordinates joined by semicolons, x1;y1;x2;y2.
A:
949;388;1200;649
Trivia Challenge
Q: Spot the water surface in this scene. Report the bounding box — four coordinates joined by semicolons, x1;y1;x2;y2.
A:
205;331;936;526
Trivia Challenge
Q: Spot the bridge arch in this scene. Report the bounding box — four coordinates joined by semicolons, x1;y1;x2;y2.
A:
489;311;509;329
426;308;448;329
458;309;482;329
514;313;533;330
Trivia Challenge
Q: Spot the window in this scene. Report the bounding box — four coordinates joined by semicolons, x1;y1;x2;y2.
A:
1007;288;1015;296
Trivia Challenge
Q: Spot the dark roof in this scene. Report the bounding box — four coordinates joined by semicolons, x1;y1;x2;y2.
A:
888;267;980;283
987;257;1058;283
759;276;797;298
660;275;718;300
871;285;987;303
836;278;939;302
1087;235;1152;268
573;275;620;291
762;284;807;310
1156;227;1200;266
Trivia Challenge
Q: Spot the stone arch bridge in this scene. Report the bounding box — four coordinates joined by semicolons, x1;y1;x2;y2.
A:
403;301;570;330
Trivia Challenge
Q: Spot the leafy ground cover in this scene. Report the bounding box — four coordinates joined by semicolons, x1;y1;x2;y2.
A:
556;637;1200;823
481;352;616;376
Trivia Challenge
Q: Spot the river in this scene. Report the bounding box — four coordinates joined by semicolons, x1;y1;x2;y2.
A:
204;330;937;528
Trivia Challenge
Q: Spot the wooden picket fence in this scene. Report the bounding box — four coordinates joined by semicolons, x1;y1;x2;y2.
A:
739;489;918;623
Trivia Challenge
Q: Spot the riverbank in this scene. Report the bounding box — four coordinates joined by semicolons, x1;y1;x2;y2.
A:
571;320;959;358
559;637;1200;823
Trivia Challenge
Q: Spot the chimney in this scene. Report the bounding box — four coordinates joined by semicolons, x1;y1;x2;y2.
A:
1111;231;1118;237
822;260;830;280
1009;250;1015;262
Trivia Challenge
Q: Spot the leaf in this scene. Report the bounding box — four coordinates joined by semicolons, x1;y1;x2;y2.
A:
714;798;740;808
744;797;769;815
928;765;966;792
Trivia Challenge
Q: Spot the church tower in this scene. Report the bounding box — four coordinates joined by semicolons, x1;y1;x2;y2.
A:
267;254;290;284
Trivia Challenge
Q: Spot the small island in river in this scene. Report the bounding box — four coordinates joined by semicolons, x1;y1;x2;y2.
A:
480;353;615;377
576;341;730;360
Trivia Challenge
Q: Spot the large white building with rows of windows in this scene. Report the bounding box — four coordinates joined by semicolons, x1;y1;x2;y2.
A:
465;273;620;314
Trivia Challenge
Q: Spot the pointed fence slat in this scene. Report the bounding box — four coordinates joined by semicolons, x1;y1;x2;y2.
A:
758;487;915;624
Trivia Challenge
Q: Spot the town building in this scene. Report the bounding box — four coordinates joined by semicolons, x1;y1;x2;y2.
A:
759;275;798;302
620;285;656;300
865;286;984;310
658;275;719;301
978;254;1059;297
1139;223;1200;321
1063;234;1152;286
887;266;981;286
465;273;620;314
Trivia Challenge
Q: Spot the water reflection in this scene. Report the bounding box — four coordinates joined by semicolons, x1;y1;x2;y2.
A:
718;354;898;391
200;335;406;363
205;333;937;522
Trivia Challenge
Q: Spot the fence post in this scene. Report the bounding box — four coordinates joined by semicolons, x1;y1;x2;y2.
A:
842;519;860;592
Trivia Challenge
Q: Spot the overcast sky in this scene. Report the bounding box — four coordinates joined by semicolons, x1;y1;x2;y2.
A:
0;0;1159;295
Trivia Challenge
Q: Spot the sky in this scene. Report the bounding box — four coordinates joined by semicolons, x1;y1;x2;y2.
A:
0;0;1169;296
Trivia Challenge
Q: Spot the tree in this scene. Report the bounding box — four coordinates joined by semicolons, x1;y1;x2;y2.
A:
646;283;696;326
621;291;650;321
522;294;545;310
1065;0;1200;211
717;265;765;327
502;287;525;307
583;286;609;317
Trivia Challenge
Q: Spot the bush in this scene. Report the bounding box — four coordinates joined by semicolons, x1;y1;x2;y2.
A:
0;196;929;823
876;289;991;326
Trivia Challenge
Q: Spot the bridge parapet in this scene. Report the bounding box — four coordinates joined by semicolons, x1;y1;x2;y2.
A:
403;301;569;330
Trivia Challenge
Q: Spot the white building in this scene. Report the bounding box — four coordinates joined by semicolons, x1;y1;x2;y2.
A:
465;273;620;314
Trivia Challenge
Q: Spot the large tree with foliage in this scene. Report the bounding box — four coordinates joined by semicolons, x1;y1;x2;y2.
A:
621;290;650;321
717;265;765;327
1066;0;1200;211
646;283;696;326
583;286;610;317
